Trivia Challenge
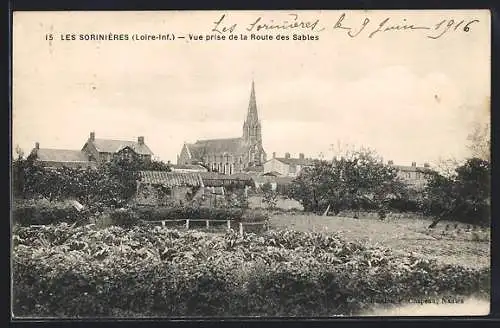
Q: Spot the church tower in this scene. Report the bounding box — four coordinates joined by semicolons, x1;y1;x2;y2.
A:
242;80;266;166
243;80;262;144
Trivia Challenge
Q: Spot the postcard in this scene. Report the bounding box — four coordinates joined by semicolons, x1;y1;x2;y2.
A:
11;10;491;318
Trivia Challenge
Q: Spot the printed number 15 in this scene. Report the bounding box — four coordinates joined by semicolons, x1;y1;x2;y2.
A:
45;34;53;41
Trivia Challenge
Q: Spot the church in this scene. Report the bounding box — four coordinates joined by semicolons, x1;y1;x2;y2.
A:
177;81;267;174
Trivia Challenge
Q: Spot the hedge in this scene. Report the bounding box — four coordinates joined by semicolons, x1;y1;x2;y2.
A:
12;224;490;317
134;206;245;222
12;200;82;226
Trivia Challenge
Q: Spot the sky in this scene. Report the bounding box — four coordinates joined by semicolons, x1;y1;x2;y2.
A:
12;10;490;166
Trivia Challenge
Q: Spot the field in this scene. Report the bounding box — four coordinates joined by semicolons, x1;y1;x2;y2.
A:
270;214;490;269
12;196;491;317
13;217;490;317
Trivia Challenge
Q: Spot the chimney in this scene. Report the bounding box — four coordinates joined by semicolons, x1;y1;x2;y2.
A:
272;152;276;158
299;153;305;160
35;142;39;150
89;131;95;141
388;160;394;165
424;163;430;168
285;152;290;159
411;162;416;167
138;136;144;145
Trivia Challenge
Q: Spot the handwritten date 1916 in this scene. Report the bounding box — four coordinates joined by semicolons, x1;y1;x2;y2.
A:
333;14;480;39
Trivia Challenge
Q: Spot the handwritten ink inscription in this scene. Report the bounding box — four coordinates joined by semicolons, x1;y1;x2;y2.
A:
210;13;481;40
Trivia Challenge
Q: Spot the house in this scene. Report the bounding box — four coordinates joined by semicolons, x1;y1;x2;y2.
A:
135;171;204;206
28;132;154;168
263;152;315;177
177;81;266;174
388;160;433;191
82;132;153;163
27;143;96;169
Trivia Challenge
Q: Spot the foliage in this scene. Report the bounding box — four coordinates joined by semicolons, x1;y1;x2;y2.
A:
12;199;82;226
288;149;408;216
422;158;490;226
133;206;245;222
467;122;490;162
261;182;278;210
13;224;489;317
12;157;172;210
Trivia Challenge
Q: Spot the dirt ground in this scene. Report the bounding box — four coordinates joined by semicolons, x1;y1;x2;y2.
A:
269;214;490;269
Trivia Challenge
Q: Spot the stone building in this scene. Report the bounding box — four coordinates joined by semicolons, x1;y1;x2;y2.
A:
177;81;267;174
28;132;154;168
263;152;315;177
388;160;433;191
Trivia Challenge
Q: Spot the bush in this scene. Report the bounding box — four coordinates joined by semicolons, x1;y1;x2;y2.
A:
241;209;269;222
134;206;244;222
12;200;82;225
109;208;139;227
12;224;490;317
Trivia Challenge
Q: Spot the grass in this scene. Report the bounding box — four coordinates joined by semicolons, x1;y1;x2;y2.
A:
269;214;490;269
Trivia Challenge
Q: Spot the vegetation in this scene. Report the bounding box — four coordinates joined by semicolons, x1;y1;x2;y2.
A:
12;156;172;210
288;148;408;217
13;224;489;317
261;182;279;210
423;158;490;227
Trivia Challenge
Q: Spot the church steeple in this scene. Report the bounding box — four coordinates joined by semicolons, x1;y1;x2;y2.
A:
243;80;262;144
246;80;259;123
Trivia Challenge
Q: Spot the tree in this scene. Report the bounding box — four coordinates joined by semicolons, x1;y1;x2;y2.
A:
288;147;408;218
424;157;490;227
261;182;278;210
467;122;490;162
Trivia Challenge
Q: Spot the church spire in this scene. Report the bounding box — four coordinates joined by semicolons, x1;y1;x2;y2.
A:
243;79;262;144
246;79;259;123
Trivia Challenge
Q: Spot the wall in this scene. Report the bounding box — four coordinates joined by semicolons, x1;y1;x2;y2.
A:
263;158;289;176
134;183;194;206
82;141;99;162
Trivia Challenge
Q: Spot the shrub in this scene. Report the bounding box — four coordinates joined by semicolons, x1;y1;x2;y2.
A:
109;208;139;227
134;206;244;222
12;224;490;317
12;200;82;225
241;209;269;223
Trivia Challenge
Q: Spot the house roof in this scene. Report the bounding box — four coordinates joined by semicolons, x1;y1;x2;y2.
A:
32;148;92;163
89;138;153;156
252;175;278;184
272;157;315;166
262;171;283;177
187;138;246;159
170;164;208;171
138;171;203;187
198;172;254;187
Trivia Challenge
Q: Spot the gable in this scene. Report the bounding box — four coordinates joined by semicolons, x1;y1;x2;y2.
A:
89;138;153;156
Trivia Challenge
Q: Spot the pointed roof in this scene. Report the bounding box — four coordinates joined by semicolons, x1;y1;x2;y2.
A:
186;138;247;159
32;148;91;163
245;80;259;123
87;138;153;156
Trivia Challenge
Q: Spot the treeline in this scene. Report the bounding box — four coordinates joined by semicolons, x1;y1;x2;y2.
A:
286;149;490;226
12;156;171;210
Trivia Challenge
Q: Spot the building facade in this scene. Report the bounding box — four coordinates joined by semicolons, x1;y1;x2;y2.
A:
388;160;433;191
177;81;267;174
28;132;154;168
263;152;314;177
